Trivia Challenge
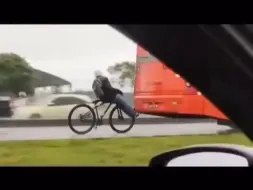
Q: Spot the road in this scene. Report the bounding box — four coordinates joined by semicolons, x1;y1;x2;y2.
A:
0;122;231;141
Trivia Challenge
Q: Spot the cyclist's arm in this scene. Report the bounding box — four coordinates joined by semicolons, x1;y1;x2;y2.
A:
116;89;123;95
111;88;123;96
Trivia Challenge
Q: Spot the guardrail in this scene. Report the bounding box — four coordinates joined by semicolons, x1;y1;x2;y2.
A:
0;117;215;127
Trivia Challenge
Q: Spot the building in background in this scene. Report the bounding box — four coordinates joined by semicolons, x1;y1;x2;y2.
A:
33;69;72;96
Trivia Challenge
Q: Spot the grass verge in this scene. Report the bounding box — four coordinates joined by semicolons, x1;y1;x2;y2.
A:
0;133;251;166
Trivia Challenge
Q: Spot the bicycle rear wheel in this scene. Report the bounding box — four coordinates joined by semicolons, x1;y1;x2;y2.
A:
68;104;96;135
109;106;135;133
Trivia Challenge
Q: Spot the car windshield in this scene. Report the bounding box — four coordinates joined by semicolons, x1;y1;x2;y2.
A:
26;96;52;105
0;24;251;166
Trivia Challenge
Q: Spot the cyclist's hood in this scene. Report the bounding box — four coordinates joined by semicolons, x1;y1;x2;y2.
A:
112;25;253;141
94;70;103;78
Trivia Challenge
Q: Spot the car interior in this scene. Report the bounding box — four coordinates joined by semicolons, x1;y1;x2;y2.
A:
112;24;253;166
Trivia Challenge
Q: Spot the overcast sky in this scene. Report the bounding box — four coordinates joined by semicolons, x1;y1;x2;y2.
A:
0;24;137;91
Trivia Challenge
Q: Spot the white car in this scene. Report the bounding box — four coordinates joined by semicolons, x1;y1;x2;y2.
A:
12;94;93;120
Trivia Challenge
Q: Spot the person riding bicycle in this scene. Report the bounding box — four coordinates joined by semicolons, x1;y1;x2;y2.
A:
92;70;139;119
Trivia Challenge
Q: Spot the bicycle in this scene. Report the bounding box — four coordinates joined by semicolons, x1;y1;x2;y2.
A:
68;99;136;135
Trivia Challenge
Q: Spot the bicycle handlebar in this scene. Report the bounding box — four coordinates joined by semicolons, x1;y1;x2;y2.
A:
92;99;102;104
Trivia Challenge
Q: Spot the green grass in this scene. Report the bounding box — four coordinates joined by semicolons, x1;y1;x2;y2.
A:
0;134;251;166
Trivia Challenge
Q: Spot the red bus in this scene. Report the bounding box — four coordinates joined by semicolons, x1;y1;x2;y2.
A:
134;45;230;124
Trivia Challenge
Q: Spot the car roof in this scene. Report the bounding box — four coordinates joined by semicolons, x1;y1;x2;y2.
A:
48;94;92;102
112;25;253;141
29;94;92;105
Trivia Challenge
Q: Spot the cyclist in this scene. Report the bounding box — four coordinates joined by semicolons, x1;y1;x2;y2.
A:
92;70;139;119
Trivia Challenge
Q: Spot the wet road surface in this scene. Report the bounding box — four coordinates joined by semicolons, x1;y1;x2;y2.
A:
0;121;230;141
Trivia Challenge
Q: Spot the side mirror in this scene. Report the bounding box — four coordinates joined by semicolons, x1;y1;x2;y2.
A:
149;144;253;167
47;102;55;106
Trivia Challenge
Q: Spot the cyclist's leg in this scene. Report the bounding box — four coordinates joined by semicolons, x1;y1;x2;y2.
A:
113;94;137;118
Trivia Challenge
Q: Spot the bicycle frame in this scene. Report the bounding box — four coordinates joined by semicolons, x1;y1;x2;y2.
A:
69;100;135;135
94;102;111;120
91;101;124;126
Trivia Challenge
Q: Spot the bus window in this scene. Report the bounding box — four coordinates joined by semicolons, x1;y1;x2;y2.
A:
137;46;149;57
135;46;164;94
137;54;158;64
137;46;158;64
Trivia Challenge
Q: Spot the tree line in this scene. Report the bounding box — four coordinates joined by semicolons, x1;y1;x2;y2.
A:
107;61;136;88
0;53;34;96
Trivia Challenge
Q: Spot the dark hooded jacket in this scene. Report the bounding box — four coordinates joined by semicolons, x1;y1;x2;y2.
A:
92;75;122;102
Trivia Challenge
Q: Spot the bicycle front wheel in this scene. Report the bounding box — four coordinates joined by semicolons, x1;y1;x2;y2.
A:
109;106;135;133
68;104;96;135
